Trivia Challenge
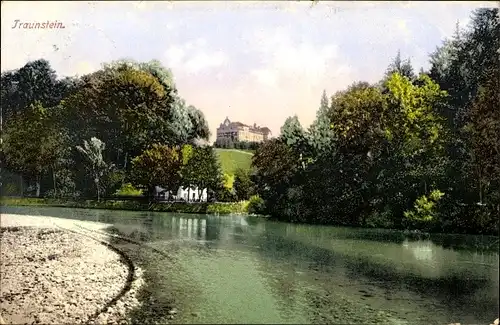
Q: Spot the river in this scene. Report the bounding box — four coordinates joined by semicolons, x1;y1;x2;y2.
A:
2;206;498;324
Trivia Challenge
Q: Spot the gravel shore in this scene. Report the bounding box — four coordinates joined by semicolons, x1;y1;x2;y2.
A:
0;214;145;324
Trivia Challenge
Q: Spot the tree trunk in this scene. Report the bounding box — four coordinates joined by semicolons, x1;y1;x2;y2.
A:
52;165;57;197
20;175;24;197
94;175;100;202
478;177;483;204
124;152;129;170
36;175;41;197
149;186;156;203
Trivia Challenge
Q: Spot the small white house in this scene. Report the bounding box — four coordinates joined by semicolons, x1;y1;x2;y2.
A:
155;185;208;202
176;186;208;202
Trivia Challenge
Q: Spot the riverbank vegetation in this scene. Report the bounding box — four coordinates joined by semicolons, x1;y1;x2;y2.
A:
1;8;498;234
0;197;252;215
250;8;499;235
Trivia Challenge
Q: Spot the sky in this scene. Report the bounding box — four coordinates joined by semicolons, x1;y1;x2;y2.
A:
1;1;497;141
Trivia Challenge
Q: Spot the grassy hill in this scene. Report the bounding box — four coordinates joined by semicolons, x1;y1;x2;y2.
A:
215;148;253;175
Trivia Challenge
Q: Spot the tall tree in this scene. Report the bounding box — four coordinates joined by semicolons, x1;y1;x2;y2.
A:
233;168;254;201
62;65;173;170
252;138;301;218
280;116;312;168
2;101;67;197
384;50;415;81
1;59;65;122
76;137;114;201
130;144;184;200
309;90;335;155
181;146;223;200
467;64;500;207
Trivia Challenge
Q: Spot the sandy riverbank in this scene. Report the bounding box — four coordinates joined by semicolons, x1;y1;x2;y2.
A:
0;214;145;324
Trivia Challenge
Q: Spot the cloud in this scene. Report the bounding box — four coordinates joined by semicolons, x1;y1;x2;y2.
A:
250;69;278;88
396;19;411;43
247;28;351;89
185;51;227;74
164;38;228;75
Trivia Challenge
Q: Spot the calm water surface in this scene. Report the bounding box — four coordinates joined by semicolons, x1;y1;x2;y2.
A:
2;206;499;324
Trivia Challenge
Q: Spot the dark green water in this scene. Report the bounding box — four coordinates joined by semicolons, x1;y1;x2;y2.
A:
2;206;499;324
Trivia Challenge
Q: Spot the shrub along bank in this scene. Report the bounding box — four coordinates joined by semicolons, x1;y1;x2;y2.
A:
0;197;263;216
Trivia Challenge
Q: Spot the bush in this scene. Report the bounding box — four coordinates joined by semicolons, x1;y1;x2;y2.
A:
1;182;21;196
404;189;444;230
233;168;254;201
365;207;394;228
247;195;265;215
115;183;143;196
206;201;248;214
0;197;256;216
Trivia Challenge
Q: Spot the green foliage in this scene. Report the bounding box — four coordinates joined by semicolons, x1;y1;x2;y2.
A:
1;9;498;235
308;90;335;155
206;201;249;215
384;50;415;82
115;183;143;196
404;190;444;229
1;197;251;215
223;173;235;190
217;173;237;202
2;182;21;196
76;137;115;201
214;139;260;151
130;144;184;195
467;63;500;207
181;146;223;200
247;195;265;215
2;101;68;197
365;208;394;229
233;168;254;201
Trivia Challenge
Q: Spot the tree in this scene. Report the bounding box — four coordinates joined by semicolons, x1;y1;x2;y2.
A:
130;144;184;200
0;59;64;122
187;105;211;142
308;90;335;155
467;64;500;207
251;138;301;217
181;146;223;200
233;168;254;201
383;73;449;202
329;82;386;155
2;101;67;197
280;116;312;168
102;59;210;142
76;137;114;201
384;50;416;82
61;60;210;176
62;65;173;170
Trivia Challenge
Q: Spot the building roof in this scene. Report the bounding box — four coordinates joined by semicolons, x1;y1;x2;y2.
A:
219;117;271;135
259;127;272;134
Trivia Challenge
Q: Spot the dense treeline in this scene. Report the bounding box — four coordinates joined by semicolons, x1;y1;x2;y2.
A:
1;59;226;201
250;8;499;234
213;139;261;150
1;8;498;235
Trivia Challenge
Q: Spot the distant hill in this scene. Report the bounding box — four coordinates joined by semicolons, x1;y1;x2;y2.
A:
215;148;253;175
